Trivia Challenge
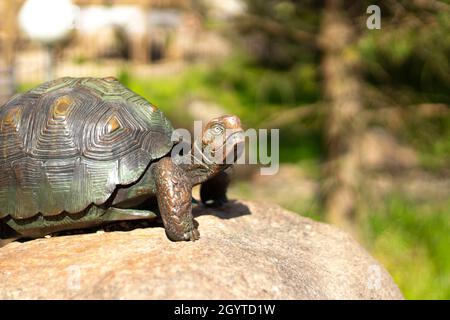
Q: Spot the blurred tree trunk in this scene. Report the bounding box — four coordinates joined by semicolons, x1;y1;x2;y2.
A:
319;0;365;228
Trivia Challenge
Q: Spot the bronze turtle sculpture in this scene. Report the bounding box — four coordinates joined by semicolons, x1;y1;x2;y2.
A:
0;77;244;241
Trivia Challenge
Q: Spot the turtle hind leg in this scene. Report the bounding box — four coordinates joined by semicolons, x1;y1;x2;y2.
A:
200;171;230;207
6;206;158;239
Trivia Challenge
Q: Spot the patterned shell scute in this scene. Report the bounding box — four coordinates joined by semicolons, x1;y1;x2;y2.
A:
0;77;174;219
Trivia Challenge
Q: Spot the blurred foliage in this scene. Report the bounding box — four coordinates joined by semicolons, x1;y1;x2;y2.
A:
230;179;322;222
358;7;450;104
405;110;450;171
235;0;320;69
232;1;450;300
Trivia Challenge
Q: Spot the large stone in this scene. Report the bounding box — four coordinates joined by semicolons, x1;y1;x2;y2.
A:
0;201;402;299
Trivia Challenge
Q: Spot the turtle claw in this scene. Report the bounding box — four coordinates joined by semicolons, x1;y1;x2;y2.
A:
184;228;200;241
166;227;200;242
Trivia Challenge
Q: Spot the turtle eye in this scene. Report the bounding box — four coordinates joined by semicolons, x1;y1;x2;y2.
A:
211;124;224;135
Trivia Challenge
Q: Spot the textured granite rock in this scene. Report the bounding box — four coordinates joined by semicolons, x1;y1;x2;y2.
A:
0;201;403;299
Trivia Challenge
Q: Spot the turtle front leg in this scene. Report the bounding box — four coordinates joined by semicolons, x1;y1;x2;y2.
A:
200;171;230;207
153;158;200;241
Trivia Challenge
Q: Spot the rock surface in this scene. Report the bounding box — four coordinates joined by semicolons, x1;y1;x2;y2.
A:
0;201;403;299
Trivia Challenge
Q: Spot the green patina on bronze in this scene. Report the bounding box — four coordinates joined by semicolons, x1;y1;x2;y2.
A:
0;77;244;241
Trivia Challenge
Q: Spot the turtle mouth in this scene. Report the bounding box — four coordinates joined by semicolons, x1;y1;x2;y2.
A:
222;130;245;164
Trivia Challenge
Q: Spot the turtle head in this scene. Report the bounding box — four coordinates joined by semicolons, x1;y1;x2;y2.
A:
198;115;245;166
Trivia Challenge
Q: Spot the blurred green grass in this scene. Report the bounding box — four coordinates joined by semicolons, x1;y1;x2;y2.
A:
363;197;450;300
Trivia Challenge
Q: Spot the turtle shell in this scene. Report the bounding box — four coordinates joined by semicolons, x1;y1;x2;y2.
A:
0;77;174;219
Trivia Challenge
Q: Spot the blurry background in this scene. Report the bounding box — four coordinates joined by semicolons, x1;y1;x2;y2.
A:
0;0;449;299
